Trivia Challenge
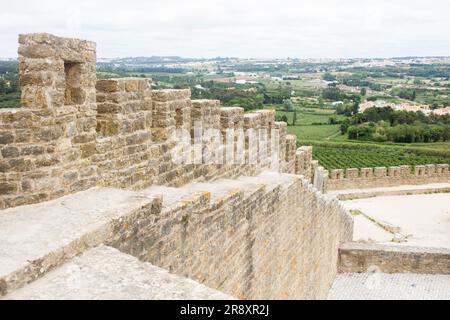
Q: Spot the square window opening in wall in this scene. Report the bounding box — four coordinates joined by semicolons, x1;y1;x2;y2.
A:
64;61;85;105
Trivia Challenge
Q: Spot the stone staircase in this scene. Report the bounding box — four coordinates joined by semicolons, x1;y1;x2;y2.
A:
5;246;234;300
0;171;301;300
0;188;161;297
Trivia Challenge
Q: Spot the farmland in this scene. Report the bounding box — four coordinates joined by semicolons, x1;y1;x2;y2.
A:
276;103;450;171
309;141;450;170
288;125;340;140
3;56;450;171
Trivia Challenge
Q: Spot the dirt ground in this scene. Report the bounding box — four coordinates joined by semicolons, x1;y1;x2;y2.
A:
341;193;450;249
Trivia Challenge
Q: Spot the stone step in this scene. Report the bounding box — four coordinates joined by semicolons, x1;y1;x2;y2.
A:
0;188;161;296
3;245;235;300
0;171;302;297
141;171;301;209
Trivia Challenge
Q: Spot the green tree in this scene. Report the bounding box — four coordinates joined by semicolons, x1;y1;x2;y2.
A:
328;116;338;125
340;119;350;134
292;110;297;126
322;87;342;101
351;101;359;115
322;72;336;82
283;99;294;112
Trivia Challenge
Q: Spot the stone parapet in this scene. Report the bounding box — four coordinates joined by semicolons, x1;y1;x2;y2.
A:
2;33;314;208
0;34;99;209
327;164;450;190
0;172;353;300
112;172;353;299
0;32;357;301
295;146;313;181
339;243;450;275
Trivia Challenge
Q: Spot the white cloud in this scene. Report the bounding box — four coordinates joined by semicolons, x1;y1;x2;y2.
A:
0;0;449;58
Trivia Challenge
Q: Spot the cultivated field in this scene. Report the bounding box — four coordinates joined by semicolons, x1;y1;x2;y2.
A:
277;104;450;170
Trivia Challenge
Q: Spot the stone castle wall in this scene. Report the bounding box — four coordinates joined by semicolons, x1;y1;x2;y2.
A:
95;78;154;189
0;33;353;300
339;243;450;275
0;33;308;209
0;34;98;209
108;174;353;300
327;164;450;191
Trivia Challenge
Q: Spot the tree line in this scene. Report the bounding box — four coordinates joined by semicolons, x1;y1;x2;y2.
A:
341;107;450;143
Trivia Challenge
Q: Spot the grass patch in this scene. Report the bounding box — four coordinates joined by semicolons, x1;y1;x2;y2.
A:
288;125;341;140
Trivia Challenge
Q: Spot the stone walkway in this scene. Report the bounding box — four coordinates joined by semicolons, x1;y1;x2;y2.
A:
329;183;450;200
341;193;450;249
0;171;301;299
0;187;160;291
328;273;450;300
4;246;234;300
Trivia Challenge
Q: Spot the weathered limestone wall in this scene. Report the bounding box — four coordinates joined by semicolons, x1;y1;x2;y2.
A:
295;146;314;182
327;164;450;190
284;134;297;174
339;243;450;275
95;78;153;189
248;179;351;299
109;174;353;300
313;165;329;193
0;33;354;300
0;33;98;209
1;33;319;209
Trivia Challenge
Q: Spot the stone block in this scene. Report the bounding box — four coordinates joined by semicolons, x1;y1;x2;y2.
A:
398;165;411;177
374;167;387;178
220;107;244;130
152;89;191;102
360;168;373;178
0;131;14;144
436;164;449;174
345;168;359;179
243;113;262;130
0;182;18;195
388;166;401;177
330;169;345;180
96;79;122;93
414;165;426;176
255;110;275;128
425;164;436;176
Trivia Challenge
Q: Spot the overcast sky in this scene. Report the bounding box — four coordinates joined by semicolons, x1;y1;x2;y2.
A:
1;0;449;59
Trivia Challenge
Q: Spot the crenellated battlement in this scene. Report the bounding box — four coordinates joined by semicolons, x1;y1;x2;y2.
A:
0;34;353;301
1;32;448;301
0;34;99;209
2;32;446;208
327;164;450;190
0;33;306;209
